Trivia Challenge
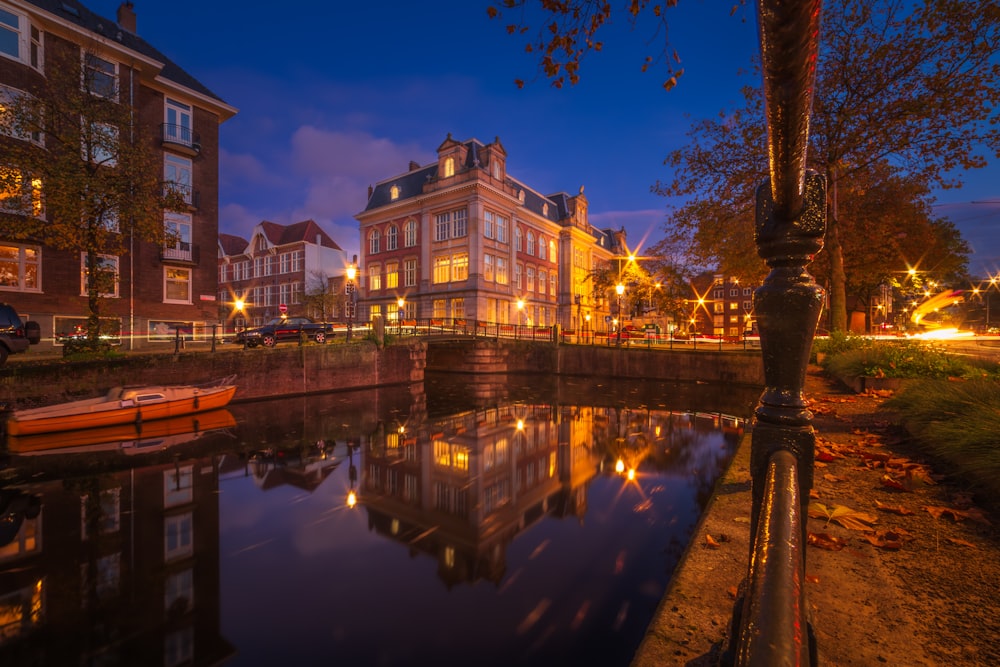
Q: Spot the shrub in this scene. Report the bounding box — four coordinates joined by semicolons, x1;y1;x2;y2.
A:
820;338;997;381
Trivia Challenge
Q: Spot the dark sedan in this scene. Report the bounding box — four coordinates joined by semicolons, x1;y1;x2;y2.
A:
235;317;334;348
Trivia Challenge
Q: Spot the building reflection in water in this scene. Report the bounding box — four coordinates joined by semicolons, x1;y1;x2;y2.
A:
0;375;752;667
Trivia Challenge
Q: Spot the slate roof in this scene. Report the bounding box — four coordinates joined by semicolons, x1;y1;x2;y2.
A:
258;220;342;250
218;233;248;256
25;0;229;105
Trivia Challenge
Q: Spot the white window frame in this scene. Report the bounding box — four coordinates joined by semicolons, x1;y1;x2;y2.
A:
164;97;193;147
404;258;416;287
164;513;194;562
164;266;192;304
404;220;417;247
0;242;40;292
386;224;398;250
83;53;118;101
84;121;118;166
164;211;192;258
0;6;42;69
80;253;119;297
369;228;381;254
164;154;193;204
0;85;42;144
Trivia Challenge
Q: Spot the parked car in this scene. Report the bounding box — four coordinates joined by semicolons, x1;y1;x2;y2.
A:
0;303;41;365
235;317;334;348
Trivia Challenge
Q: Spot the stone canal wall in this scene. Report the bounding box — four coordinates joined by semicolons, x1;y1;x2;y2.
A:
1;339;763;410
425;340;765;386
1;341;427;408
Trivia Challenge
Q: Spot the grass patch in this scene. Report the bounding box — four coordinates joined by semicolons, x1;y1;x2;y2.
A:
885;379;1000;499
815;333;998;380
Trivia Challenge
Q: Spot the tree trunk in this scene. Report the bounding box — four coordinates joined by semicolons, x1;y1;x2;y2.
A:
827;171;848;332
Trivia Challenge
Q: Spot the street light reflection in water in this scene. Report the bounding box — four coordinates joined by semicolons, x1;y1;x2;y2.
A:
0;374;758;667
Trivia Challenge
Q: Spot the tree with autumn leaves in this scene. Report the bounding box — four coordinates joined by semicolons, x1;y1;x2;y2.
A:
0;44;184;347
490;0;999;332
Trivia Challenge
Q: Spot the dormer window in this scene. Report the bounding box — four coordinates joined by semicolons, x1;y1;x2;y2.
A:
390;184;400;201
518;190;525;203
542;203;548;217
492;160;501;179
443;157;455;178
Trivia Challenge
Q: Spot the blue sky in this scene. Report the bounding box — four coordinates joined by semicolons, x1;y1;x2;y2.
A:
88;1;999;277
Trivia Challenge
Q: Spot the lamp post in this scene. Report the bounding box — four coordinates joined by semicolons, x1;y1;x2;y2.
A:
345;262;357;342
516;298;525;337
615;282;625;346
234;298;246;348
397;296;405;335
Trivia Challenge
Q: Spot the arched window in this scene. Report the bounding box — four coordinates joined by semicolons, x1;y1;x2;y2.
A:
443;157;455;178
389;184;400;201
527;231;535;256
538;235;546;260
387;225;398;250
516;227;523;252
369;229;381;254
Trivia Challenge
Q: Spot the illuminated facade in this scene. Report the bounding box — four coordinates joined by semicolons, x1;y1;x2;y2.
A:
355;135;622;331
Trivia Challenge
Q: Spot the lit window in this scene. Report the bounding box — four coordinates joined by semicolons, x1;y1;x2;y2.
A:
368;265;382;291
390;184;399;200
386;261;399;289
0;166;43;217
80;253;118;297
433;256;450;284
84;53;117;100
452;253;468;281
496;257;508;285
443;157;455;178
0;243;40;291
164;266;191;303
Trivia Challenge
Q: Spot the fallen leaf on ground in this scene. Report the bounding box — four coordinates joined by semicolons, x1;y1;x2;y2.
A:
807;532;847;551
881;474;912;492
875;501;914;516
924;506;993;525
823;473;845;483
727;585;738;600
705;534;721;549
863;528;911;550
946;537;977;549
809;502;879;531
805;574;820;584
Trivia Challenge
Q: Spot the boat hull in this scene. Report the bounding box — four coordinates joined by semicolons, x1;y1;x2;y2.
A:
7;409;237;455
7;385;237;436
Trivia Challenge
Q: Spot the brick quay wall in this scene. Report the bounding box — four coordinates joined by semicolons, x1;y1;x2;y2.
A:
1;339;764;410
425;340;765;386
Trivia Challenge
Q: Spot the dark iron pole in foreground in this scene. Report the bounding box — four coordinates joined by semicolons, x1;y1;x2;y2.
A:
729;1;826;664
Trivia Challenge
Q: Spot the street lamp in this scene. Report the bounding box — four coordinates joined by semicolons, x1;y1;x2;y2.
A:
345;262;357;342
397;296;405;335
616;282;625;346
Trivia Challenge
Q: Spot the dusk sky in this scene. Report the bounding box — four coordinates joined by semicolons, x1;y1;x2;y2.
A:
88;1;999;277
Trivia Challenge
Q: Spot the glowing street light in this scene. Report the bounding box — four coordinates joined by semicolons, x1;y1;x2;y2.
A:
397;296;405;334
345;261;357;342
616;282;625;346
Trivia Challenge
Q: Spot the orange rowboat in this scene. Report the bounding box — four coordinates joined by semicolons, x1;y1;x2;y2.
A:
6;381;237;436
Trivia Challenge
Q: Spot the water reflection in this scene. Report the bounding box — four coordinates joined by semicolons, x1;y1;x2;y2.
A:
0;375;757;667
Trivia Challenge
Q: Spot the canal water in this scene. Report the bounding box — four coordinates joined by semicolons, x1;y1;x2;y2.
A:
0;373;759;667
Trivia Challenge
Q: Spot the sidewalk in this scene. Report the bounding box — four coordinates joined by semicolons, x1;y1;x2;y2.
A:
632;366;1000;666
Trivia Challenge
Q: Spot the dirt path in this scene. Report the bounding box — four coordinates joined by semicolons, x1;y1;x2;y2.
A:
632;366;1000;666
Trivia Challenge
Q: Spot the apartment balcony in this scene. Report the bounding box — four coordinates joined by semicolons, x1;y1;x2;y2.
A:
161;123;201;157
161;242;199;265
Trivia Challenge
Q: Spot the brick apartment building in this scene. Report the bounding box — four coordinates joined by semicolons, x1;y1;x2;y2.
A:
217;219;349;329
0;1;235;349
688;272;758;338
354;134;623;331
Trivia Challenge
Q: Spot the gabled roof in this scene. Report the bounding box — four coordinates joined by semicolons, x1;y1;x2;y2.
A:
218;233;248;257
25;0;235;116
257;220;343;250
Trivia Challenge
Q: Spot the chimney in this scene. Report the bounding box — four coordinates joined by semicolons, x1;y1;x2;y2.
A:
117;2;136;33
409;160;420;171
